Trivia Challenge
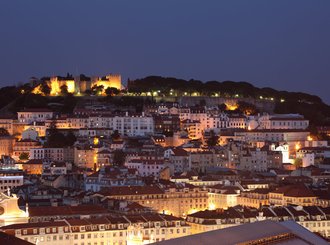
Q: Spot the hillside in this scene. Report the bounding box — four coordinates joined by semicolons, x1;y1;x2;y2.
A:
128;76;330;126
0;77;329;127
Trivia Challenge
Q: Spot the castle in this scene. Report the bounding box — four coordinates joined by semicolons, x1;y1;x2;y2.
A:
33;73;122;96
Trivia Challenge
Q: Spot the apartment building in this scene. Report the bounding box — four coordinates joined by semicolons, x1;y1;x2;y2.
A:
269;184;317;206
1;214;190;245
17;108;53;124
95;184;208;218
185;205;330;239
0;169;24;193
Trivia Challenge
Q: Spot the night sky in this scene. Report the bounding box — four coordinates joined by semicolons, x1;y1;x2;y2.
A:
1;1;330;103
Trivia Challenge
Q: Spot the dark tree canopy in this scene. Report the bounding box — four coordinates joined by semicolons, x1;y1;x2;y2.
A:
112;150;126;166
19;152;29;161
40;82;51;96
105;87;120;96
60;84;68;96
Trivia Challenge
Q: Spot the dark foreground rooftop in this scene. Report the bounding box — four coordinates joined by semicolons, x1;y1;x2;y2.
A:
153;220;328;245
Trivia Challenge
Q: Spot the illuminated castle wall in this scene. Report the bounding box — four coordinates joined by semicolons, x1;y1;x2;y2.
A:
91;74;122;91
49;76;75;96
43;74;122;96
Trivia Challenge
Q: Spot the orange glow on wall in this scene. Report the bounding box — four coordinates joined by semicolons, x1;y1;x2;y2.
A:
66;80;75;93
225;101;238;111
31;84;44;95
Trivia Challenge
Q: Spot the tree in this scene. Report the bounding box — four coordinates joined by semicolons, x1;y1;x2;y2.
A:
45;120;67;147
218;103;227;111
237;101;258;115
105;87;120;96
19;152;29;161
40;82;51;96
112;150;126;166
60;84;68;96
85;89;92;95
65;131;77;146
207;130;219;147
111;130;121;141
294;158;303;169
92;85;104;95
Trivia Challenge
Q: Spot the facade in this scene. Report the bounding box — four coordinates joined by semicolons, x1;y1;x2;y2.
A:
30;148;64;162
156;219;328;245
22;159;43;174
0;192;29;226
208;185;240;210
1;214;189;245
37;74;122;96
237;189;269;208
269;184;317;206
259;114;309;130
185;205;330;240
0;136;15;157
17;109;53;124
84;167;143;192
13;140;42;160
0;169;24;193
96;185;208;218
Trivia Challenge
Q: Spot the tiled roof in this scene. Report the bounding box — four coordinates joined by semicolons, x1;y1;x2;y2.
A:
99;185;164;196
272;184;316;198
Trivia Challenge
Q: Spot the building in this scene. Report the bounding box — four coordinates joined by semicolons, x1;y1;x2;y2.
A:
28;205;110;223
22;159;43;175
208;185;240;210
259;114;309;130
17;109;53;124
164;148;191;174
95;184;208;218
13;140;42;161
84;167;143;192
0;136;15;157
237;188;269;208
0;214;190;245
156;220;328;245
30;148;64;162
0;192;29;226
269;184;317;206
35;74;122;96
0;169;24;193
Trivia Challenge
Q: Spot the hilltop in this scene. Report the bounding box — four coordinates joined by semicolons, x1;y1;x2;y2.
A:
0;76;329;126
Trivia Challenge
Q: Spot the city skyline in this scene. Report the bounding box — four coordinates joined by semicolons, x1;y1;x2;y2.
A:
0;1;330;103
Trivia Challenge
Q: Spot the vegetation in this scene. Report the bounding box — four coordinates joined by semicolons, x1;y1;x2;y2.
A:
60;84;68;96
40;82;51;96
207;130;219;147
105;87;120;96
112;150;126;166
45;121;77;148
294;158;303;168
128;76;330;126
0;75;329;127
91;85;104;95
111;130;121;141
19;152;29;161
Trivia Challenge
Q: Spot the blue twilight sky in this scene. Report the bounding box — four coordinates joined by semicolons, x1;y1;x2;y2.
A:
0;1;330;103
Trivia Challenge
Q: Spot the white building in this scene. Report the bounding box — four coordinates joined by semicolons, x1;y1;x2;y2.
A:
0;169;24;193
17;108;53;124
0;214;190;245
258;114;309;130
125;159;170;178
30;148;64;162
